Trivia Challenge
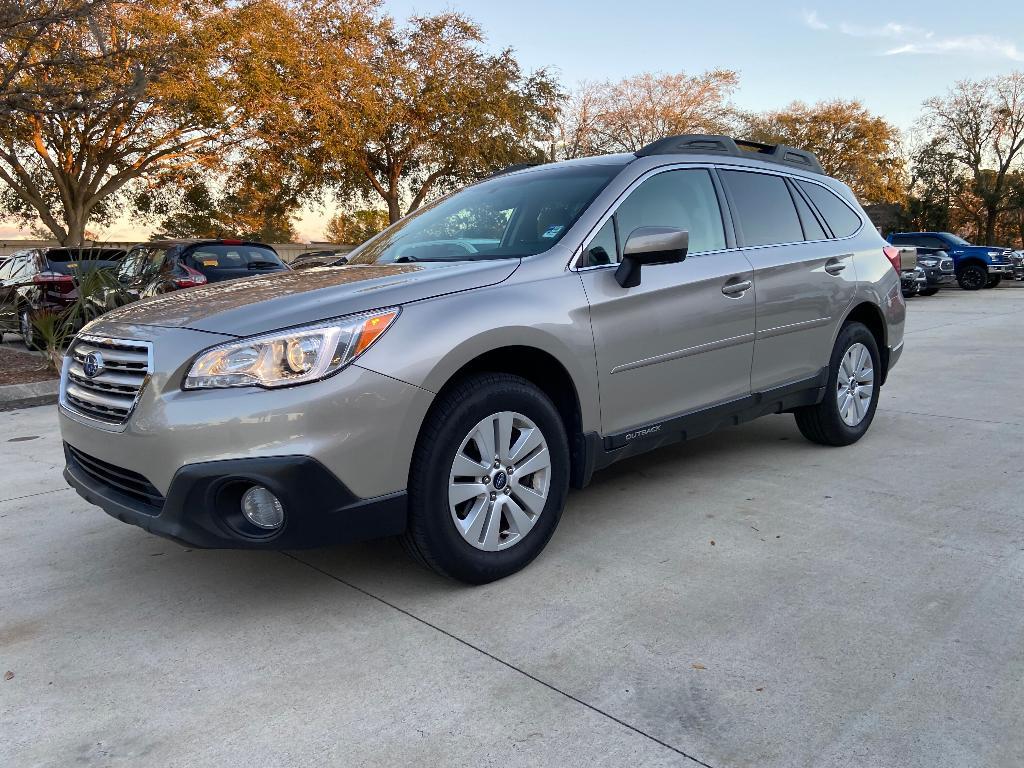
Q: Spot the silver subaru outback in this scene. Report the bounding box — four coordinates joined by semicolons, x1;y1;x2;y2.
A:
59;135;905;583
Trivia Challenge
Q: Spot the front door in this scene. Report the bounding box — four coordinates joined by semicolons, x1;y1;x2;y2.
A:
579;168;756;437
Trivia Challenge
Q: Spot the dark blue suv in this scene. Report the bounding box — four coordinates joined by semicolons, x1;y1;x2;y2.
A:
887;232;1014;291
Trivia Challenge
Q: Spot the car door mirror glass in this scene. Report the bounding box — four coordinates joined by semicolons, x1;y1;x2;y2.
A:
615;227;688;288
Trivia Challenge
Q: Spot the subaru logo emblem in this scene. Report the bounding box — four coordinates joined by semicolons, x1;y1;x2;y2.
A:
82;351;105;379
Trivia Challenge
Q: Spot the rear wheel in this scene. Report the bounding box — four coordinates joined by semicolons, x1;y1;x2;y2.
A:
19;307;40;351
794;322;880;447
957;264;987;291
403;373;570;584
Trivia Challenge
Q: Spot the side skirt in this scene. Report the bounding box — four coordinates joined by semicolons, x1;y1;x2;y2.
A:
572;368;828;487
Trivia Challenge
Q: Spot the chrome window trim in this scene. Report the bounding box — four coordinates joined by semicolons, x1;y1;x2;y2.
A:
569;162;864;272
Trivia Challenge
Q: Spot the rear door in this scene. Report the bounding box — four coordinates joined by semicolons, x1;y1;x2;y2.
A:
579;167;756;436
719;169;859;391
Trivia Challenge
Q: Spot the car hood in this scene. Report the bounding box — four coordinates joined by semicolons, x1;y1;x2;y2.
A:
93;260;519;337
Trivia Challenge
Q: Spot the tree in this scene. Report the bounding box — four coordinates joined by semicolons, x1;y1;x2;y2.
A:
0;0;284;245
324;208;389;244
743;99;905;204
153;170;299;243
296;11;561;223
921;74;1024;245
0;0;113;111
555;70;738;159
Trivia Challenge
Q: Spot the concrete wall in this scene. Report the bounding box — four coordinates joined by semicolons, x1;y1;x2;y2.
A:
0;240;353;263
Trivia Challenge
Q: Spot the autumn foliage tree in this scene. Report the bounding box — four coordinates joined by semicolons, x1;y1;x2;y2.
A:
291;11;561;224
920;74;1024;245
323;208;389;245
556;70;738;158
743;99;905;204
0;0;286;245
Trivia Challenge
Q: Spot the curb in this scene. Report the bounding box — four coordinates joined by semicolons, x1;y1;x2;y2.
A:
0;379;60;412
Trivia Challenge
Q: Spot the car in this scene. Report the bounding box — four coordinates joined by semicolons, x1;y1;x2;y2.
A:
886;231;1014;290
289;249;350;270
901;266;927;298
1010;250;1024;281
59;134;905;584
90;239;289;314
0;246;126;349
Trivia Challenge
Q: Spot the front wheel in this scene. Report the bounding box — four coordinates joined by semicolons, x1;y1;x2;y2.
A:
794;322;880;446
957;264;987;291
403;373;570;584
984;275;1002;289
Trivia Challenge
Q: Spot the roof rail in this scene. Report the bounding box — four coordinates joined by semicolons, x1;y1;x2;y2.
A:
635;134;824;175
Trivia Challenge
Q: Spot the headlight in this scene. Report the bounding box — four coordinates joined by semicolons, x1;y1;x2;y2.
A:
987;251;1004;258
918;257;939;267
184;308;399;390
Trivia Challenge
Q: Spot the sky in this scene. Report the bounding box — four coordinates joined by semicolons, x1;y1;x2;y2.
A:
4;0;1023;242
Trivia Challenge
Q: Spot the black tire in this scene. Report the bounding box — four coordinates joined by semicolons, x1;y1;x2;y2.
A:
984;275;1002;289
793;322;881;447
919;287;939;296
957;264;987;291
19;307;40;351
403;373;570;584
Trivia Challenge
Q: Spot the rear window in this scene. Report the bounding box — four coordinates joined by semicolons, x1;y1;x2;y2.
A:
720;170;803;247
186;244;284;272
797;181;862;238
44;248;124;274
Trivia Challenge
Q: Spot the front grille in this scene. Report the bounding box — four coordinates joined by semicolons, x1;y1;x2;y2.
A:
940;258;954;272
62;335;151;426
65;443;164;510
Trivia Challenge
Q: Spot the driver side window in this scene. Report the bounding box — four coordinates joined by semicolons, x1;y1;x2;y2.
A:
581;169;726;267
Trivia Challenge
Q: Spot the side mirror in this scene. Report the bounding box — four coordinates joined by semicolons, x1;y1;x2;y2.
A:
615;227;688;288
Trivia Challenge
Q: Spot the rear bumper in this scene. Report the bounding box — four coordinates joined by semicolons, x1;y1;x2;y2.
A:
64;444;407;549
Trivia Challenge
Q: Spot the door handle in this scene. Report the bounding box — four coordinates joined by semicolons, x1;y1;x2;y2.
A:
824;261;847;275
721;279;752;296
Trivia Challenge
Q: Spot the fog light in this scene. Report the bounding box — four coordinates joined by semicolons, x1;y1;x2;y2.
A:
241;486;285;530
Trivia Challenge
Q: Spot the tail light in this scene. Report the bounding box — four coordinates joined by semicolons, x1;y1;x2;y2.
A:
33;271;75;294
883;246;901;273
173;264;208;289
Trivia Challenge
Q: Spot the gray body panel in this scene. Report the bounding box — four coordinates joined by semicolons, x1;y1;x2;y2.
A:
59;150;905;508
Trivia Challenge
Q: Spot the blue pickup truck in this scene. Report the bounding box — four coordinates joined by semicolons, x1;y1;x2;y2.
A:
887;232;1015;291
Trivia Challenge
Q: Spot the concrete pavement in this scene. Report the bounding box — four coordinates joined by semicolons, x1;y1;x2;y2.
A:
2;285;1023;767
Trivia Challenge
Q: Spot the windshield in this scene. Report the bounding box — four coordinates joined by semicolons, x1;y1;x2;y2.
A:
347;163;626;265
944;233;970;246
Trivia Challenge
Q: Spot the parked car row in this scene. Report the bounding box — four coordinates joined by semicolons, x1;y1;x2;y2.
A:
0;239;290;349
887;231;1017;297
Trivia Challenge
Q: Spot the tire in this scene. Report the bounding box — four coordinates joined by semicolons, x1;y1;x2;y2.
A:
19;307;40;351
957;264;987;291
919;287;939;296
794;322;881;447
984;275;1002;289
403;373;570;584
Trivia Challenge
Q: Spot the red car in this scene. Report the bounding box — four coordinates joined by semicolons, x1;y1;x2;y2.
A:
0;247;126;349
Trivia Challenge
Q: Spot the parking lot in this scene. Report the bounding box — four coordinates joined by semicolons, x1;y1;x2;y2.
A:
2;285;1022;768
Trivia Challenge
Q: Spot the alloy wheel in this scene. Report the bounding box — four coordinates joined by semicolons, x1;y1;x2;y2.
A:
448;410;551;551
836;342;874;427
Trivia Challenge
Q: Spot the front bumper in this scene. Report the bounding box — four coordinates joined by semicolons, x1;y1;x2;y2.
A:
988;264;1013;275
64;445;406;548
920;267;955;286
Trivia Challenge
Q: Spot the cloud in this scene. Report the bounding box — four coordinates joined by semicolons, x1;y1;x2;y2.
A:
802;10;827;30
800;11;1024;62
885;35;1024;62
